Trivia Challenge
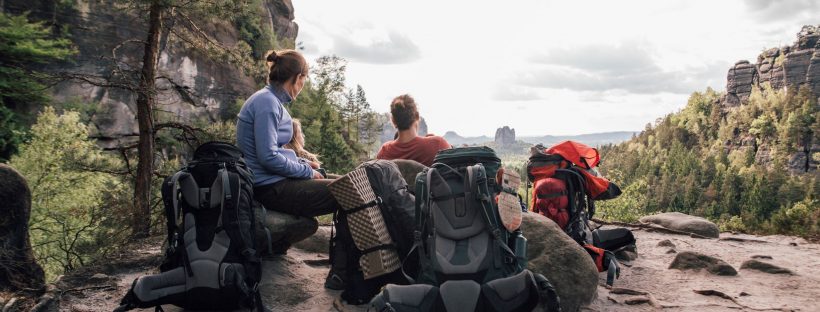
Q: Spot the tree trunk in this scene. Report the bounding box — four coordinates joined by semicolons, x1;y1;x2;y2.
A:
133;1;162;238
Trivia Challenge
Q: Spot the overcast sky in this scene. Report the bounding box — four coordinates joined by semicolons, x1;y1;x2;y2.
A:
294;0;818;136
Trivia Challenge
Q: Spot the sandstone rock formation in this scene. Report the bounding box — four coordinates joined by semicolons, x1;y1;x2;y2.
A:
733;25;820;106
521;212;599;312
0;164;45;292
3;0;297;149
723;60;757;108
668;251;737;276
266;0;298;41
721;26;820;173
494;126;516;146
639;212;720;238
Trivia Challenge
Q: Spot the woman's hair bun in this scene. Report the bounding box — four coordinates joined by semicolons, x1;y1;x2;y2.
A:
266;51;278;63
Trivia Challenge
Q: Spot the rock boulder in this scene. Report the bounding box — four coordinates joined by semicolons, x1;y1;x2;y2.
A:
391;159;427;188
292;226;331;254
0;164;46;291
668;251;737;276
740;259;794;275
522;213;598;312
640;212;719;238
254;208;319;255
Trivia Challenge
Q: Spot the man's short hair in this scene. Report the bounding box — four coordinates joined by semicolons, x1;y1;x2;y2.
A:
390;94;419;131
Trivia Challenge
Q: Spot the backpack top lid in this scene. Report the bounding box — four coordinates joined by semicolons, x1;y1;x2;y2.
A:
528;141;621;201
193;141;244;161
544;141;599;169
432;146;502;193
433;146;500;167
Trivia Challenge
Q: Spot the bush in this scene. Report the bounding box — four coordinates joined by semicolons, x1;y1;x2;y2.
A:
10;107;126;280
769;199;819;237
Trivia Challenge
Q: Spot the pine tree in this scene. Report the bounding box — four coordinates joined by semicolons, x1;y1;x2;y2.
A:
0;12;75;160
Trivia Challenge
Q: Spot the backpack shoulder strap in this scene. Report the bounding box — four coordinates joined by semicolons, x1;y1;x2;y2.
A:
468;164;518;271
401;167;434;284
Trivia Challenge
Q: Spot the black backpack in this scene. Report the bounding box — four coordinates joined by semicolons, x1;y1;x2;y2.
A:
115;142;264;312
328;159;417;305
371;147;561;312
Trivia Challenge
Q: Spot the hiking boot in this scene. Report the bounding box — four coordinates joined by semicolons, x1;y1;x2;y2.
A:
324;269;346;290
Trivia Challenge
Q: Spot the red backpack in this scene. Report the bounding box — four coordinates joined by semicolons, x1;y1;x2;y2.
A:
526;141;625;285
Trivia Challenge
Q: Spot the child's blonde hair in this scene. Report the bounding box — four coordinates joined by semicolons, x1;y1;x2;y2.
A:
285;118;320;164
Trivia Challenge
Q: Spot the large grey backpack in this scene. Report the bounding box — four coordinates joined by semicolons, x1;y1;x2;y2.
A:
371;147;561;312
115;142;264;312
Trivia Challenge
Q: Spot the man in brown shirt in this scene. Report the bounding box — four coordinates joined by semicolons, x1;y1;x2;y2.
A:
376;94;451;166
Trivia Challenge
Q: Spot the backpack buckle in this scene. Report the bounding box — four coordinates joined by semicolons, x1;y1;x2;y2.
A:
503;256;515;264
491;229;502;239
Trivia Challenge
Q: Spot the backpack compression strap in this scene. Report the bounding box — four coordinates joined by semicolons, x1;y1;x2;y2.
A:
467;164;518;270
162;171;187;251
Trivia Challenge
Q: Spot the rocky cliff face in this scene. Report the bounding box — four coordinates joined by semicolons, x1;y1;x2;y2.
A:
721;25;819;173
724;25;820;108
3;0;297;149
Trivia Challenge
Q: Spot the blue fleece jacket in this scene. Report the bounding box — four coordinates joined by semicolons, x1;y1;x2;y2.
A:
236;85;313;186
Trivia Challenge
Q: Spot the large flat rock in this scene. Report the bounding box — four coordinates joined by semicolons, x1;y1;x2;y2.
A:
640;212;719;238
668;251;737;276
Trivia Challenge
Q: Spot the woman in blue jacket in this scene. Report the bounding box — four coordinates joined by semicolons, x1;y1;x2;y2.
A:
236;49;339;254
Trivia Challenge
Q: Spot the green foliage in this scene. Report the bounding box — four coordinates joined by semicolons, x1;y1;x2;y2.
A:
10;107;126;280
770;199;819;237
600;86;819;237
0;106;27;160
233;0;283;58
290;55;382;174
201;121;238;143
0;11;75;160
597;178;648;222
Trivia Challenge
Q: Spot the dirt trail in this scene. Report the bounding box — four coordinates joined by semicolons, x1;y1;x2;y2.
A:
54;226;820;312
586;226;820;312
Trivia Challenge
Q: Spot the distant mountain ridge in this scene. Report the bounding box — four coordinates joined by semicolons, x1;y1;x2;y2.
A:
443;130;636;147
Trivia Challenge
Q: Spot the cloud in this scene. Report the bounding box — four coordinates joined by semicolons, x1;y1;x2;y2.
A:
530;43;658;75
521;43;728;94
491;86;543;101
333;30;421;64
743;0;819;22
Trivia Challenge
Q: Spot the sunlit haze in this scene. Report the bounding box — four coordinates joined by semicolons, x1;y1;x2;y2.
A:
294;0;817;136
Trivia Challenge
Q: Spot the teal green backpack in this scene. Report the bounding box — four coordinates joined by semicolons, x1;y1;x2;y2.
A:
370;147;560;312
413;146;523;284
